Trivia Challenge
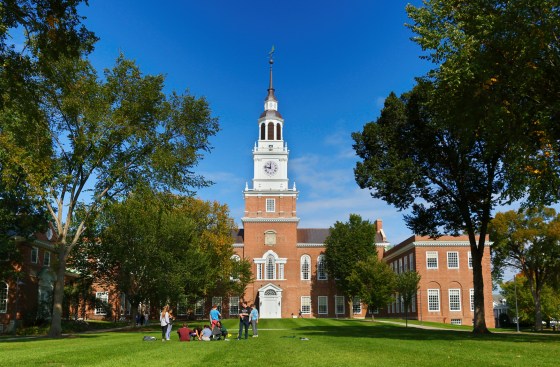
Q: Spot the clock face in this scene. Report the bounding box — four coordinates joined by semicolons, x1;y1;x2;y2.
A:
263;160;278;176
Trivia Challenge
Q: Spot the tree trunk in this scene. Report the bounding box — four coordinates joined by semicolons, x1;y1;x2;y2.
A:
471;246;490;334
48;248;67;338
532;286;543;331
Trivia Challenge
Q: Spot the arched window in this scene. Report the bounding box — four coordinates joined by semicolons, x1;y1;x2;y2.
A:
267;122;274;140
0;282;8;313
260;123;265;140
276;123;282;140
317;255;328;280
266;254;275;280
300;255;310;280
264;289;277;296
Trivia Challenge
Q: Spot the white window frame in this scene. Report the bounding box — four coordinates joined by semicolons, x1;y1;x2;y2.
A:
447;251;459;269
300;255;311;280
211;297;222;313
470;288;474;312
229;296;239;316
194;299;204;316
256;263;262;280
352;297;362;314
426;251;438;269
468;252;473;269
409;253;414;270
266;255;275;280
317;255;328;280
31;246;38;264
427;289;440;312
301;296;311;314
44;251;51;267
404;256;408;272
450;319;462;325
95;291;109;315
266;198;275;212
0;282;8;313
449;289;461;311
318;296;328;315
335;295;345;315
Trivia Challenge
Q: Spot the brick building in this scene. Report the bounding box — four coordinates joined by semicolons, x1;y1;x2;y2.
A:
381;235;494;326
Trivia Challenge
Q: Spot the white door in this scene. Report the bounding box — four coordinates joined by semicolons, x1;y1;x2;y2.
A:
261;289;281;318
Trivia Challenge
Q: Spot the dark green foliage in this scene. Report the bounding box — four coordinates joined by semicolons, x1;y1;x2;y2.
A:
490;207;560;330
395;271;421;327
324;214;379;307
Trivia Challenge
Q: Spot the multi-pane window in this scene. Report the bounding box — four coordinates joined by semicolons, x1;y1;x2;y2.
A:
317;255;327;280
301;296;311;314
194;299;204;316
426;251;438;269
470;289;474;312
229;297;239;316
447;252;459;269
256;263;262;280
409;253;415;270
449;289;461;311
352;297;362;314
318;296;328;315
0;282;8;313
278;263;285;279
95;291;109;315
468;252;473;269
451;319;462;325
266;255;275;280
31;247;38;264
177;296;188;316
411;294;416;312
335;296;345;315
44;251;51;267
300;255;311;280
212;297;222;313
266;198;275;212
404;256;408;272
427;289;440;311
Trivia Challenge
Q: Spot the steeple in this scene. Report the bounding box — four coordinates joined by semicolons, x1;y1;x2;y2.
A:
261;46;281;119
266;51;277;103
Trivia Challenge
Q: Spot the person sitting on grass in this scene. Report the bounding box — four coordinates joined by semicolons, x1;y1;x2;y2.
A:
201;325;212;341
191;326;201;341
177;323;192;342
218;321;228;340
211;323;223;340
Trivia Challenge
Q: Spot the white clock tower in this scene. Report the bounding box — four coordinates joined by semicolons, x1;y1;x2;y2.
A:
250;56;291;192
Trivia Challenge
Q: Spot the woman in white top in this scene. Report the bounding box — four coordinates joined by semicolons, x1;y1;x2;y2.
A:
160;306;170;341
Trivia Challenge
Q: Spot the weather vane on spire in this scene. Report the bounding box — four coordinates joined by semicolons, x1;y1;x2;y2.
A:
269;45;275;64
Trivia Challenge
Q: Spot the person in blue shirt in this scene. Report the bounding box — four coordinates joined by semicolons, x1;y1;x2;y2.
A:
209;304;221;327
249;304;259;337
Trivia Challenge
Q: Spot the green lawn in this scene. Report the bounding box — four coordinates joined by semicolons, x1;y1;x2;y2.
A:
1;319;558;367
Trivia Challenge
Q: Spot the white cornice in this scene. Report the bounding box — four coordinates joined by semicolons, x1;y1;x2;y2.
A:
241;217;300;223
297;243;324;248
383;241;493;262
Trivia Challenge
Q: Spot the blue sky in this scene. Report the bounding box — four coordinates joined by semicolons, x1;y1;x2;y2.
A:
79;0;433;245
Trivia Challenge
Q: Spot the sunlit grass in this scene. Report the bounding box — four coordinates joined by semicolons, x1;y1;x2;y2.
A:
2;318;559;367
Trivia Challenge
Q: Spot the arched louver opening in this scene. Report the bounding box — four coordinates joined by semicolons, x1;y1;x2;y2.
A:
260;123;266;140
276;123;282;140
267;122;274;140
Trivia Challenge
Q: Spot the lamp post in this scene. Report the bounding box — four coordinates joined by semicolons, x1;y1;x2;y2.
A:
514;275;520;333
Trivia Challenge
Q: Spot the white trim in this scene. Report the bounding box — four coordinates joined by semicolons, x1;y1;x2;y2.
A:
427;289;440;312
318;296;328;315
448;289;461;311
447;251;459;269
241;217;300;223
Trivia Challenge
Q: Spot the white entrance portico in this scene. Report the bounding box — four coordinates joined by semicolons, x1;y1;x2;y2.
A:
258;283;282;319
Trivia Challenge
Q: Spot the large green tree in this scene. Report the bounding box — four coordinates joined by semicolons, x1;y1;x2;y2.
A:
86;189;237;326
501;275;560;327
324;214;379;317
489;207;560;330
1;0;95;282
12;53;218;337
354;0;560;334
347;255;395;320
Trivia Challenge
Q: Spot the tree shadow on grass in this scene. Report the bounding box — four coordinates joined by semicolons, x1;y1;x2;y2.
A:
293;320;560;344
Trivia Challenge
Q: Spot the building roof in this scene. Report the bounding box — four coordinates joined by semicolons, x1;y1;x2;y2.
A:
297;228;330;243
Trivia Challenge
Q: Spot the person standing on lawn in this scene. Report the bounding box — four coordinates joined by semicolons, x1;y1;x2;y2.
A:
209;304;221;327
160;305;170;341
249;304;259;337
237;301;250;340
